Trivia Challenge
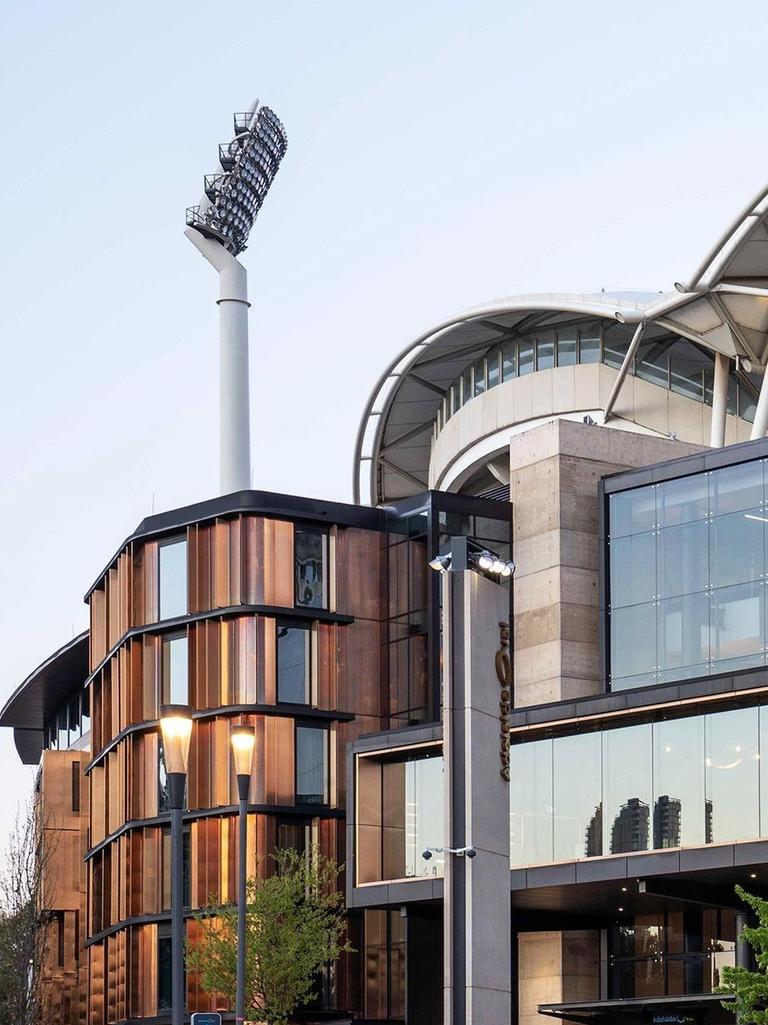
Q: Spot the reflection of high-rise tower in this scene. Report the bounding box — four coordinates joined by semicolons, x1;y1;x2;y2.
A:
706;799;713;844
611;798;649;854
653;795;682;848
585;804;603;857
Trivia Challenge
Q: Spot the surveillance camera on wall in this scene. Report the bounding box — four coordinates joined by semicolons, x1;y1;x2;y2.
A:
422;849;433;860
466;848;477;859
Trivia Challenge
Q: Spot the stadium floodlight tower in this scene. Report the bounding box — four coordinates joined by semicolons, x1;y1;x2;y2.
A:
185;99;288;495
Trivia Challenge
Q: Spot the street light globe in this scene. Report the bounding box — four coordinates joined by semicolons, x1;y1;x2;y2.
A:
231;724;257;778
159;705;193;775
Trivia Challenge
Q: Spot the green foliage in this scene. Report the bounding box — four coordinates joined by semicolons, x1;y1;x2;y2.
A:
718;886;768;1023
187;846;351;1025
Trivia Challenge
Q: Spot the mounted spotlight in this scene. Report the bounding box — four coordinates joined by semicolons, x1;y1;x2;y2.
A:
422;845;476;859
429;553;452;572
478;551;495;571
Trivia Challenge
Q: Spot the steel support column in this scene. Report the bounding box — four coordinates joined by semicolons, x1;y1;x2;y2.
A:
709;353;730;448
751;369;768;440
603;322;645;422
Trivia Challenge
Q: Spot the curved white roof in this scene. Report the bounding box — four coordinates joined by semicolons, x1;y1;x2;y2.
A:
354;183;768;506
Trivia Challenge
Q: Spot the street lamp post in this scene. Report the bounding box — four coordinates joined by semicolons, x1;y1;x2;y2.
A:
160;705;193;1025
231;724;256;1025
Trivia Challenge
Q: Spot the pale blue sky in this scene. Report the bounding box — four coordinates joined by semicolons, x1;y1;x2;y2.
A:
1;0;768;844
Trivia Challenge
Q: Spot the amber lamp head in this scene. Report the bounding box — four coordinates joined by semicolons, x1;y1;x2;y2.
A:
159;705;193;776
231;724;256;780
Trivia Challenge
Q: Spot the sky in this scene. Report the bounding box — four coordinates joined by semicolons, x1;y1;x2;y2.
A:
1;0;768;851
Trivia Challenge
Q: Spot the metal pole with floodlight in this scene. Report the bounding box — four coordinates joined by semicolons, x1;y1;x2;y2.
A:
160;705;194;1025
185;100;288;496
230;724;256;1025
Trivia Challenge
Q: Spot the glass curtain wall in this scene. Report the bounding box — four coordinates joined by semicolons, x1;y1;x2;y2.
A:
510;704;768;868
435;323;758;434
608;458;767;689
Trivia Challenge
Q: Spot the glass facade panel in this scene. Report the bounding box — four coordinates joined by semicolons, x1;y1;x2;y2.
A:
487;351;500;389
511;706;768;868
295;529;326;609
518;340;534;376
161;632;188;705
603;724;652;854
473;360;486;396
536;333;555;371
653;717;705;848
610;532;656;608
608;459;768;689
158;538;187;621
501;341;516;381
296;726;328;804
557;328;577;366
579;324;600;362
277;624;310;704
706;708;759;842
553;732;602;860
405;756;444;878
509;739;553;866
636;340;669;388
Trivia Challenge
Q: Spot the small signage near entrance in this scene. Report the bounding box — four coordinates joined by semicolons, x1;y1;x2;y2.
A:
652;1017;695;1025
190;1014;222;1025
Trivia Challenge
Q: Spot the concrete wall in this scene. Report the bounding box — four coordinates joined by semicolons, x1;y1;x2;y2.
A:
429;362;751;493
519;930;599;1025
511;419;704;706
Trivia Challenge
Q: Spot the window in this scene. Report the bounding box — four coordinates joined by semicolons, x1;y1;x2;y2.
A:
608;458;768;689
158;537;187;621
158;741;170;813
473;359;486;396
277;819;310;858
161;632;188;705
72;762;81;813
509;739;553;866
487;351;500;389
161;825;191;909
157;928;172;1013
296;726;328;804
535;332;555;370
81;689;90;736
277;624;310;704
518;340;534;376
501;340;517;381
556;328;577;366
295;529;327;609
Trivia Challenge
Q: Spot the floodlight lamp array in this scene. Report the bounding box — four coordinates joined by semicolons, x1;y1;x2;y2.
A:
186;105;288;256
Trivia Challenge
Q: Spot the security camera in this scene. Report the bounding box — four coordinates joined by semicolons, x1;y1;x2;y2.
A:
466;848;477;859
422;849;432;861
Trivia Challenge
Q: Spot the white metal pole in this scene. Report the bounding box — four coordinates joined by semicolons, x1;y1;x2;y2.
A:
709;353;729;448
185;227;252;494
751;369;768;441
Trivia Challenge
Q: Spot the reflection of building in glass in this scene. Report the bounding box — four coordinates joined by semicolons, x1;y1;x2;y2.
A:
653;795;682;848
610;797;649;854
706;798;713;844
585;804;602;857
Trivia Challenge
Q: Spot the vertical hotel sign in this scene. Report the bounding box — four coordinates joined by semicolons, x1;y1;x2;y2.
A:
495;621;511;781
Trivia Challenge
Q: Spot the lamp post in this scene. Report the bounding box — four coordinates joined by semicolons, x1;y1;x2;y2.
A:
231;724;256;1025
160;705;193;1025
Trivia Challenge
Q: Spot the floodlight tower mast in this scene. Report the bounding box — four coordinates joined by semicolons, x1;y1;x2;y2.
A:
185;99;288;495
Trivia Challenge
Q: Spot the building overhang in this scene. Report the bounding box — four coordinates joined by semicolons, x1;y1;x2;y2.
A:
0;631;89;764
539;993;734;1024
355;182;768;507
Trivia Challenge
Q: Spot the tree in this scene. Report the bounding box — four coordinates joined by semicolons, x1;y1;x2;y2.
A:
187;846;351;1025
718;885;768;1023
0;799;56;1025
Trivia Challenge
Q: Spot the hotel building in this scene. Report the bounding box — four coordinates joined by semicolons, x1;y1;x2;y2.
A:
5;173;768;1025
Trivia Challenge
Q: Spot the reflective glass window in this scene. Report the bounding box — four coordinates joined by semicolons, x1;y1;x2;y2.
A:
158;538;187;621
295;529;326;609
535;333;555;371
296;726;328;804
610;603;657;682
705;707;759;842
158;741;170;813
657;475;709;527
450;385;459;416
657;592;710;676
653;717;705;848
636;340;669;388
609;532;656;608
553;732;602;860
556;328;577;366
405;756;444;877
68;694;81;746
710;581;764;669
501;341;516;381
473;360;486;396
518;341;534;376
487;351;500;389
740;383;757;423
510;739;553;867
277;624;310;704
158;933;172;1012
710;510;764;589
81;689;90;736
161;632;188;705
609;486;656;538
603;330;629;370
656;520;709;598
579;324;600;363
57;708;68;750
759;707;768;835
710;461;764;516
669;339;707;401
462;367;472;405
603;723;652;854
